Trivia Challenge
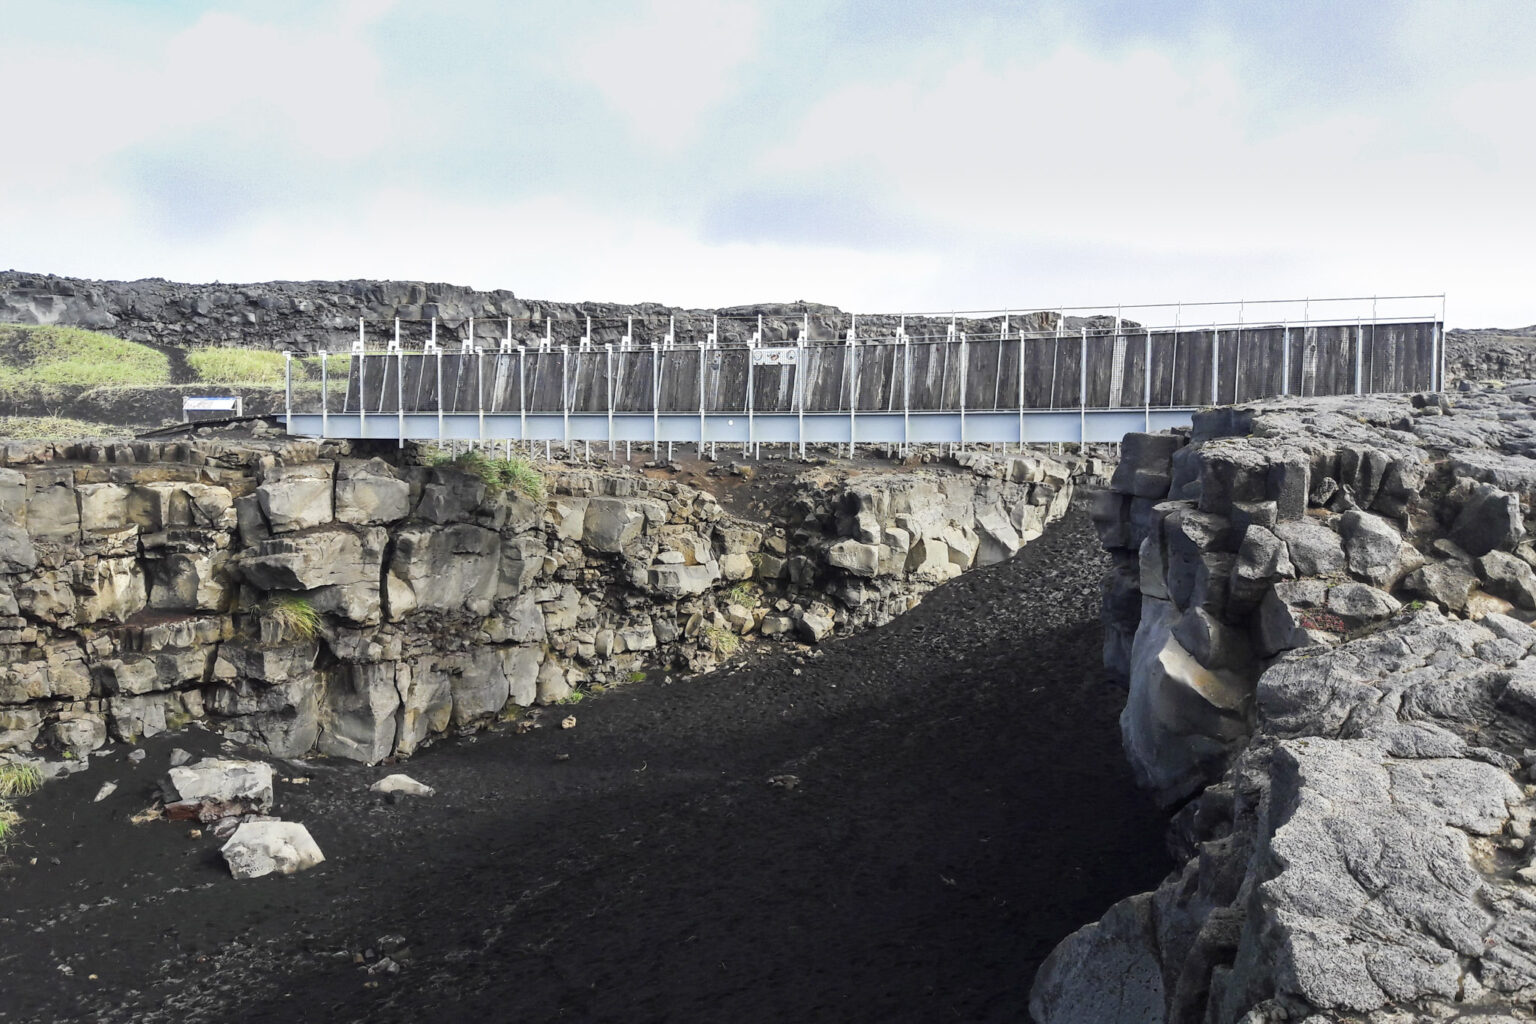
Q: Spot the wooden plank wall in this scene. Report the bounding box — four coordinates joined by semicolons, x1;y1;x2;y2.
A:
336;322;1440;416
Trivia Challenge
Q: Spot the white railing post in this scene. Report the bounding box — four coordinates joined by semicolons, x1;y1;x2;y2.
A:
436;348;444;443
1355;318;1364;395
1050;308;1064;409
1282;320;1291;396
698;337;707;456
848;336;858;459
1018;328;1027;445
1439;294;1447;390
1143;327;1152;430
797;331;806;459
518;345;527;444
283;351;293;424
1233;302;1244;404
904;332;912;452
477;349;485;442
320;351;329;437
1210;321;1220;406
561;344;571;453
958;330;967;448
606;343;615;455
746;328;755;456
358;349;368;439
395;348;403;444
651;342;660;453
1079;326;1087;444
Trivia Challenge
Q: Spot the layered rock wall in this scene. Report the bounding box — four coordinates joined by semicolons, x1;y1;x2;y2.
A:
1038;385;1536;1023
0;437;1081;764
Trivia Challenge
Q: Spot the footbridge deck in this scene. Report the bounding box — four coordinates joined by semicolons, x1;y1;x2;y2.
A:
279;295;1445;448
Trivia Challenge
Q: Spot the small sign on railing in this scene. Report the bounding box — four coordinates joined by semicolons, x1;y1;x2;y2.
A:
752;347;800;366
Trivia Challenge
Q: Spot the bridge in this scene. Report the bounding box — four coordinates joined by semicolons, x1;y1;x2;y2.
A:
280;294;1445;452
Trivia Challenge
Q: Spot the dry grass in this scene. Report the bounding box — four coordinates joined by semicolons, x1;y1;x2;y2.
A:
0;415;139;440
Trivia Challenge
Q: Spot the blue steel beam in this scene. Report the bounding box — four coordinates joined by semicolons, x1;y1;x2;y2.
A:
283;408;1198;446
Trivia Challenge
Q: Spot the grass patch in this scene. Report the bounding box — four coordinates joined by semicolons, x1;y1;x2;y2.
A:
438;450;548;501
0;806;19;849
263;594;321;641
0;324;170;388
0;763;42;798
0;415;137;440
556;690;585;705
702;624;742;657
186;348;288;385
724;582;758;607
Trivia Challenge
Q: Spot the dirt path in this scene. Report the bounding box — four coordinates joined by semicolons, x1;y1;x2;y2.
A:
0;504;1168;1024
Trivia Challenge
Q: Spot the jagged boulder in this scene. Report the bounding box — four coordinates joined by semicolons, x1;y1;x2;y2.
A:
386;524;500;618
1477;550;1536;609
1339;510;1402;586
334;459;410;525
1452;482;1525;557
256;463;334;533
1273;517;1345;576
316;662;401;764
1120;598;1253;803
583;497;643;554
222;822;325;879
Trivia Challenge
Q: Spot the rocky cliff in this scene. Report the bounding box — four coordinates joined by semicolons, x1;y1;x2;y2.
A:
0;436;1083;766
1035;386;1536;1022
1448;326;1536;384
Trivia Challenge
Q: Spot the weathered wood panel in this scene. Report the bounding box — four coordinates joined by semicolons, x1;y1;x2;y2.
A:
336;320;1439;420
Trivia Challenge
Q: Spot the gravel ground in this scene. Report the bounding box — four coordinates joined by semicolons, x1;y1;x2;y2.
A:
0;502;1169;1024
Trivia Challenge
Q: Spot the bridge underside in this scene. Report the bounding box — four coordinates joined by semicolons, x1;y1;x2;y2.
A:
283;408;1198;446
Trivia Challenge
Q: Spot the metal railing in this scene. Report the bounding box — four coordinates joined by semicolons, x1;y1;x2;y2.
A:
280;294;1445;452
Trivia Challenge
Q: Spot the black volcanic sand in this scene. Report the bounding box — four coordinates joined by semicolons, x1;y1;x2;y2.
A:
0;505;1169;1024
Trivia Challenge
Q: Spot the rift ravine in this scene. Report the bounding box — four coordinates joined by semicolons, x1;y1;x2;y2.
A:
0;502;1171;1024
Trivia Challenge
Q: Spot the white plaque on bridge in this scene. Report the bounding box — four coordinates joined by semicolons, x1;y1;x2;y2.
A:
183;396;243;413
752;347;800;366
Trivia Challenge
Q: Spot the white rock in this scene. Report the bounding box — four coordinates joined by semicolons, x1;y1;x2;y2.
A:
369;773;435;798
166;758;275;811
220;821;325;879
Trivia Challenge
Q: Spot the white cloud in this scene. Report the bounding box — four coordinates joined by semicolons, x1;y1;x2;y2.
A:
572;0;761;148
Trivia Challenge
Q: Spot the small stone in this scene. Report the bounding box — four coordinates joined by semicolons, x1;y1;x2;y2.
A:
127;749;146;763
560;715;577;730
369;774;435;798
169;748;192;767
768;774;799;789
93;781;117;803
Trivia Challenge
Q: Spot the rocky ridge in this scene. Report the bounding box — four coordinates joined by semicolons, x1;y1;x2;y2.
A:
1035;385;1536;1022
0;270;1095;354
1448;326;1536;384
0;435;1084;767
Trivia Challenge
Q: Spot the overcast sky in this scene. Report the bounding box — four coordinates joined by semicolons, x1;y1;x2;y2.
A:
3;0;1532;326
